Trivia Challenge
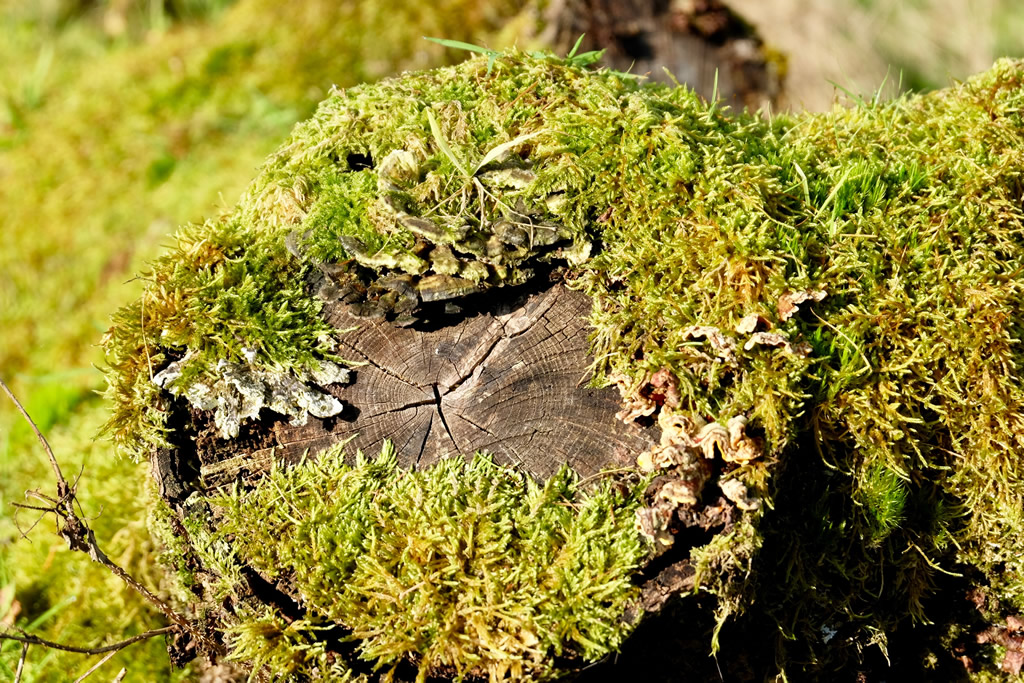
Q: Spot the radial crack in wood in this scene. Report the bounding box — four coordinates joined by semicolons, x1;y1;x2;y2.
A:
193;283;657;490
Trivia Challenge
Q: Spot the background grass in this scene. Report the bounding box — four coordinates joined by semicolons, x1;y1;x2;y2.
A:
2;0;1024;680
732;0;1024;110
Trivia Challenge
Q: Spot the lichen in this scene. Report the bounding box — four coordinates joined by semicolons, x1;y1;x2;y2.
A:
152;352;351;439
105;49;1024;679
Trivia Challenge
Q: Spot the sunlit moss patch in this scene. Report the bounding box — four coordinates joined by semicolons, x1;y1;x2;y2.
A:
208;443;646;681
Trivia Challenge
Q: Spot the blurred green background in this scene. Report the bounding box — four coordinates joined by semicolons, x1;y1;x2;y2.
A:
1;0;1022;680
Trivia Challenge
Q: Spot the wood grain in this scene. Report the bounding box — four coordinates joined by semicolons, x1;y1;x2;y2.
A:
194;283;656;488
281;283;655;478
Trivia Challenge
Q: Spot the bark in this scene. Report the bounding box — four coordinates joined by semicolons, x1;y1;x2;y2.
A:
541;0;783;111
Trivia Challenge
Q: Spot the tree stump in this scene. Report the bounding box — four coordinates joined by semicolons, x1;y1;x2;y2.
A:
116;1;788;674
188;282;658;490
110;35;1024;683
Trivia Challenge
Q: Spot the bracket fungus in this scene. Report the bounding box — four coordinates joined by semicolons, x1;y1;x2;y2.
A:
102;51;1024;681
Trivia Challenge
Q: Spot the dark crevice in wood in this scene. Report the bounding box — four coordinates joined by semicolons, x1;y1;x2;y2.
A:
635;543;694;589
456;413;495;438
403;266;561;333
438;332;502;393
240;566;304;622
632;495;735;614
348;353;422;390
432;384;457;453
151;398;202;503
415;413;434;468
372;397;437;416
638;559;697;615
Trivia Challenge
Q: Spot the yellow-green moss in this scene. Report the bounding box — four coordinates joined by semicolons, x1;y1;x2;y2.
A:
206;443;646;681
0;2;551;679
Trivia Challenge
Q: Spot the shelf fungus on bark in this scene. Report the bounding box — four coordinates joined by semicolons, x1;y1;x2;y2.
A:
720;477;762;512
743;331;812;357
735;312;770;335
681;325;739;363
631;398;764;547
777;288;827;321
612;367;683;424
306;137;592;326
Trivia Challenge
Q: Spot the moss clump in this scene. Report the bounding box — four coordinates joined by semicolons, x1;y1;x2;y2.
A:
106;49;1024;678
207;443;645;681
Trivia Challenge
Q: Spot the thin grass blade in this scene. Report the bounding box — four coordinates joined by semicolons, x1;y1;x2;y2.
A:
426;108;468;177
474;131;543;174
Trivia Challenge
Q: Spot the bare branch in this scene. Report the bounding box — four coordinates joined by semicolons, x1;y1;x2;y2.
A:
0;626;176;655
15;641;28;683
0;378;67;490
11;502;56;513
72;648;120;682
10;505;48;541
0;375;223;654
111;667;127;682
24;490;59;505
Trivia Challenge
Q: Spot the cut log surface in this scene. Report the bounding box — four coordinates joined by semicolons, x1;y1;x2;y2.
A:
194;283;658;489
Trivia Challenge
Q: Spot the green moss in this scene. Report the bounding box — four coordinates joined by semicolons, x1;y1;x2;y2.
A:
858;463;909;546
101;49;1024;678
225;608;368;682
147;494;199;599
208;443;646;681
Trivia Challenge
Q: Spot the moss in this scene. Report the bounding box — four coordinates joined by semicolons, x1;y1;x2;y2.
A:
225;608;369;682
101;49;1024;678
147;493;200;600
209;442;646;681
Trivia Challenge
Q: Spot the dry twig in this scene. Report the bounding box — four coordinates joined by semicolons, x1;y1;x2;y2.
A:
0;377;221;672
0;626;176;654
14;641;28;683
72;648;121;682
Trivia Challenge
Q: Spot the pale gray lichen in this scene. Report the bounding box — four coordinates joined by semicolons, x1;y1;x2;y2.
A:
152;352;351;439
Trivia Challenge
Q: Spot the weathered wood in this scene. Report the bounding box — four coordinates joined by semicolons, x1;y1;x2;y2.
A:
194;283;657;489
542;0;783;111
